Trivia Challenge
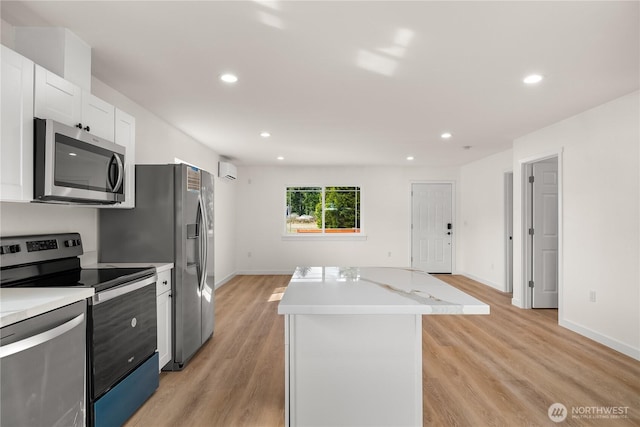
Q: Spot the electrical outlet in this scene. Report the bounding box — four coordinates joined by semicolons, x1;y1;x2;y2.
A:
248;251;252;258
388;252;392;257
589;291;596;302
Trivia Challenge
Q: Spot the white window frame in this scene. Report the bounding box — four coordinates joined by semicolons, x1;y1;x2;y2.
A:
282;185;366;241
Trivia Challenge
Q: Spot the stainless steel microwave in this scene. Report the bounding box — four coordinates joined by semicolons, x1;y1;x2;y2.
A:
34;118;126;204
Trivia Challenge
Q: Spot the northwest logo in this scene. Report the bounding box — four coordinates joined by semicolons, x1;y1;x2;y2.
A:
548;403;568;423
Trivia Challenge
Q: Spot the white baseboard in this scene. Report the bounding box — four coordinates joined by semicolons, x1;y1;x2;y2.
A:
459;272;505;292
236;269;295;275
215;272;237;289
214;270;294;288
559;318;640;361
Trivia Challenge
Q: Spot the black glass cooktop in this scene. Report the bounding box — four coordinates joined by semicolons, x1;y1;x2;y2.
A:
6;267;155;293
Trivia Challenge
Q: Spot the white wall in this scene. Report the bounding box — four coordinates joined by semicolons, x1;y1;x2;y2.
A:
459;149;513;291
235;165;460;274
512;91;639;359
0;27;237;285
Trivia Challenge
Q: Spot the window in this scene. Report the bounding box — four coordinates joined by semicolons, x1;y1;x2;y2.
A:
286;186;361;234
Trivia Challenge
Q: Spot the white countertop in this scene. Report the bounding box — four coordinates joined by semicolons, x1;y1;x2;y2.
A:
0;288;94;328
278;267;490;315
88;262;174;273
0;263;172;329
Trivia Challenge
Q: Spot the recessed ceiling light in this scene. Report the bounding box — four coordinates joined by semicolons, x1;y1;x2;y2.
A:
220;73;238;83
277;156;284;160
406;156;414;161
69;152;77;156
441;132;452;139
260;132;271;138
523;74;543;85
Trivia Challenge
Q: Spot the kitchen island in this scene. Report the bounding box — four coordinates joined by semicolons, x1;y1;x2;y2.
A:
278;267;490;427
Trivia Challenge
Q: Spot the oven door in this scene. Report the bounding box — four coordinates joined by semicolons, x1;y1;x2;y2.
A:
90;276;157;399
34;118;126;204
1;301;86;427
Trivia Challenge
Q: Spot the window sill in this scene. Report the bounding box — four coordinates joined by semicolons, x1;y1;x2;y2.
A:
281;234;368;241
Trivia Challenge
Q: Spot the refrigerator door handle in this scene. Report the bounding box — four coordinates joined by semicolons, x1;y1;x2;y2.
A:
197;196;208;292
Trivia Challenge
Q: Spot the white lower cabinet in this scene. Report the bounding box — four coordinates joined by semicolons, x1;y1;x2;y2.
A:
156;269;172;371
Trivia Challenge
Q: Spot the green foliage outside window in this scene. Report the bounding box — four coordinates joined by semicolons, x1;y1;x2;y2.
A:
286;186;360;234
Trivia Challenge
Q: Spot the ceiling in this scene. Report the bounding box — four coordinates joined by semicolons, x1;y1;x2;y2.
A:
2;1;638;167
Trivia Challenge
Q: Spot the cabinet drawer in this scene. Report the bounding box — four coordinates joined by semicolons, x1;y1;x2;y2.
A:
156;269;172;296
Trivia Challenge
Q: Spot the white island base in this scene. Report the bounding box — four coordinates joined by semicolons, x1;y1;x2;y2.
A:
285;313;422;426
279;267;490;427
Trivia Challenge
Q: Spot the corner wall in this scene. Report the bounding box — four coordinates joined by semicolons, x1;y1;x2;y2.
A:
512;91;639;360
459;149;513;291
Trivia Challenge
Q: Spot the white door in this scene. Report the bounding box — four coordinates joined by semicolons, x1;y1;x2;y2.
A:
531;159;559;308
411;183;453;273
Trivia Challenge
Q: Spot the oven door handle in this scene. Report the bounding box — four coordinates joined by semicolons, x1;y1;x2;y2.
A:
93;276;157;305
0;313;85;358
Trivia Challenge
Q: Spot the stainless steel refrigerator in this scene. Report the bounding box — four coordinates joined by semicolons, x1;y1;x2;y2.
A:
98;163;215;371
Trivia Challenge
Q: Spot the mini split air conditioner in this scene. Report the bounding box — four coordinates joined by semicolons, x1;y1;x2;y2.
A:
218;161;237;180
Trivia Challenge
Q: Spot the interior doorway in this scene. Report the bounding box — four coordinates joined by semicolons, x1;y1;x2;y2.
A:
524;157;559;309
411;183;453;273
504;172;513;293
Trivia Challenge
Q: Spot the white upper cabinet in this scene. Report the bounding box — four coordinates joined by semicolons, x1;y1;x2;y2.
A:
1;46;34;202
114;109;136;208
82;92;115;141
4;45;135;206
34;65;115;141
34;64;82;127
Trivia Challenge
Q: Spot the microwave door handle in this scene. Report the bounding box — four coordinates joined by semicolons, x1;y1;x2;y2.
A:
112;154;124;193
106;156;116;192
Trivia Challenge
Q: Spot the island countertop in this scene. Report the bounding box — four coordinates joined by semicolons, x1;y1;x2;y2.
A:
278;266;490;315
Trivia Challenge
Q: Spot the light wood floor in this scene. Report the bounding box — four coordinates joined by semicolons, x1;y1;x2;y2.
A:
125;274;639;426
